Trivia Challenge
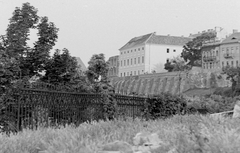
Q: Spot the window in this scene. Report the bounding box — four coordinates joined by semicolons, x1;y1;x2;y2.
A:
166;58;169;63
237;60;239;67
203;63;205;69
131;50;132;52
142;56;144;63
173;49;176;52
127;51;129;53
236;47;239;51
216;51;218;56
135;49;136;51
127;59;129;65
124;72;125;76
232;61;234;67
227;61;229;66
121;52;122;55
124;60;126;66
167;48;169;53
222;62;224;68
127;72;129;76
121;73;122;77
131;59;132;65
226;47;229;54
138;70;140;75
138;48;140;51
134;58;136;64
210;63;212;69
142;47;144;50
134;71;136;75
222;48;225;53
138;57;140;64
130;71;132;76
121;61;122;66
124;51;126;54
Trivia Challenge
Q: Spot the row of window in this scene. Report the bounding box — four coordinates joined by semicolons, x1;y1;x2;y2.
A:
120;56;144;67
203;62;219;69
166;48;176;53
121;47;144;55
203;60;240;69
222;60;239;68
222;46;239;53
203;50;219;57
120;70;144;77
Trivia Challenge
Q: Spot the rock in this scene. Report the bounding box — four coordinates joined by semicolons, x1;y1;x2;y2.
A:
233;100;240;118
133;132;164;146
99;141;133;153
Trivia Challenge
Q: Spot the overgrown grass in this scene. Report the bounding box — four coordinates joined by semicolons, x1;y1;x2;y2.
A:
1;115;240;153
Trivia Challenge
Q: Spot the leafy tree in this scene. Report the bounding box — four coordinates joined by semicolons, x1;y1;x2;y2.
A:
41;48;79;86
86;53;116;93
164;56;191;72
4;2;58;78
181;32;216;66
222;65;240;96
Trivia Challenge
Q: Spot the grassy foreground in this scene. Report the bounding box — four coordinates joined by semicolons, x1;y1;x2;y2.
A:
1;115;240;153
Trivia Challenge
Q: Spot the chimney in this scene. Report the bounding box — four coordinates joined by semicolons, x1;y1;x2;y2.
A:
233;29;238;33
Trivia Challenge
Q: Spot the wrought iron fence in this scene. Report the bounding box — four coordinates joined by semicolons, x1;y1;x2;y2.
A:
1;88;146;133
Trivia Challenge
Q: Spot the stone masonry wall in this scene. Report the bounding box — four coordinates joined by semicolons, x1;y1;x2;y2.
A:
110;67;231;95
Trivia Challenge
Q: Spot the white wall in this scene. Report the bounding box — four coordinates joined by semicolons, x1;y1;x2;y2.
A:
119;44;146;77
145;44;184;73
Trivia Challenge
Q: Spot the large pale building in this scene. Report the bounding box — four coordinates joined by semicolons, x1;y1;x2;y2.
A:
118;32;191;77
202;30;240;70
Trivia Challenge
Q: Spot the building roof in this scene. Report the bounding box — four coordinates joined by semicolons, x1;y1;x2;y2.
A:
75;57;87;71
119;33;154;50
146;35;191;46
119;33;191;50
221;32;240;44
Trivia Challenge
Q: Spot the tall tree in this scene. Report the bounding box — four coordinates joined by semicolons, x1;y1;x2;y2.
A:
181;32;216;66
86;54;111;93
41;48;79;85
4;2;58;78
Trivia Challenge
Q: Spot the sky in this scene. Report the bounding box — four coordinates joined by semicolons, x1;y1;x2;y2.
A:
1;0;240;67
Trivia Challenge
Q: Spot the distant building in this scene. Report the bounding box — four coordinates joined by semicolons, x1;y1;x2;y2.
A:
220;30;240;68
189;27;228;41
75;57;87;75
201;30;240;70
118;32;191;77
107;55;119;77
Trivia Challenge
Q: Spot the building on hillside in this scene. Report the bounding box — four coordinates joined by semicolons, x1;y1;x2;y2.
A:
201;30;240;70
107;55;119;77
118;32;191;77
189;27;228;41
220;31;240;68
202;41;221;70
75;57;87;75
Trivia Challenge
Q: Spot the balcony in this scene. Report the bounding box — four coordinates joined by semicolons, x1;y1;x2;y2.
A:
223;53;234;59
203;56;217;62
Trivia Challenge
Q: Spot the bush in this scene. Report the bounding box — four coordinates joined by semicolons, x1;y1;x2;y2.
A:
143;92;188;119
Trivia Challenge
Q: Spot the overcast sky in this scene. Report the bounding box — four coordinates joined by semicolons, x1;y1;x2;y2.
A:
1;0;240;66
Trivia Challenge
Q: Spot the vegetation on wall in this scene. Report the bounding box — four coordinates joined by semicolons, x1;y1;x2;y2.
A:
181;31;216;66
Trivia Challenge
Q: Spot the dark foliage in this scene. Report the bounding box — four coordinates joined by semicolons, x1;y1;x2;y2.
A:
142;93;188;120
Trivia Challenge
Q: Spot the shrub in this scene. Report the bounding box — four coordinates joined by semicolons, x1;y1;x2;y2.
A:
143;92;188;120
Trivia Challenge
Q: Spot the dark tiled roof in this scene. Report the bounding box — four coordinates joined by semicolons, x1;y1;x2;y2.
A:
119;33;154;50
75;57;87;71
147;35;191;46
221;32;240;44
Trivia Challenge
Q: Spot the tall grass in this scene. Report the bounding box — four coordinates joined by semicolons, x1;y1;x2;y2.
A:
1;115;240;153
